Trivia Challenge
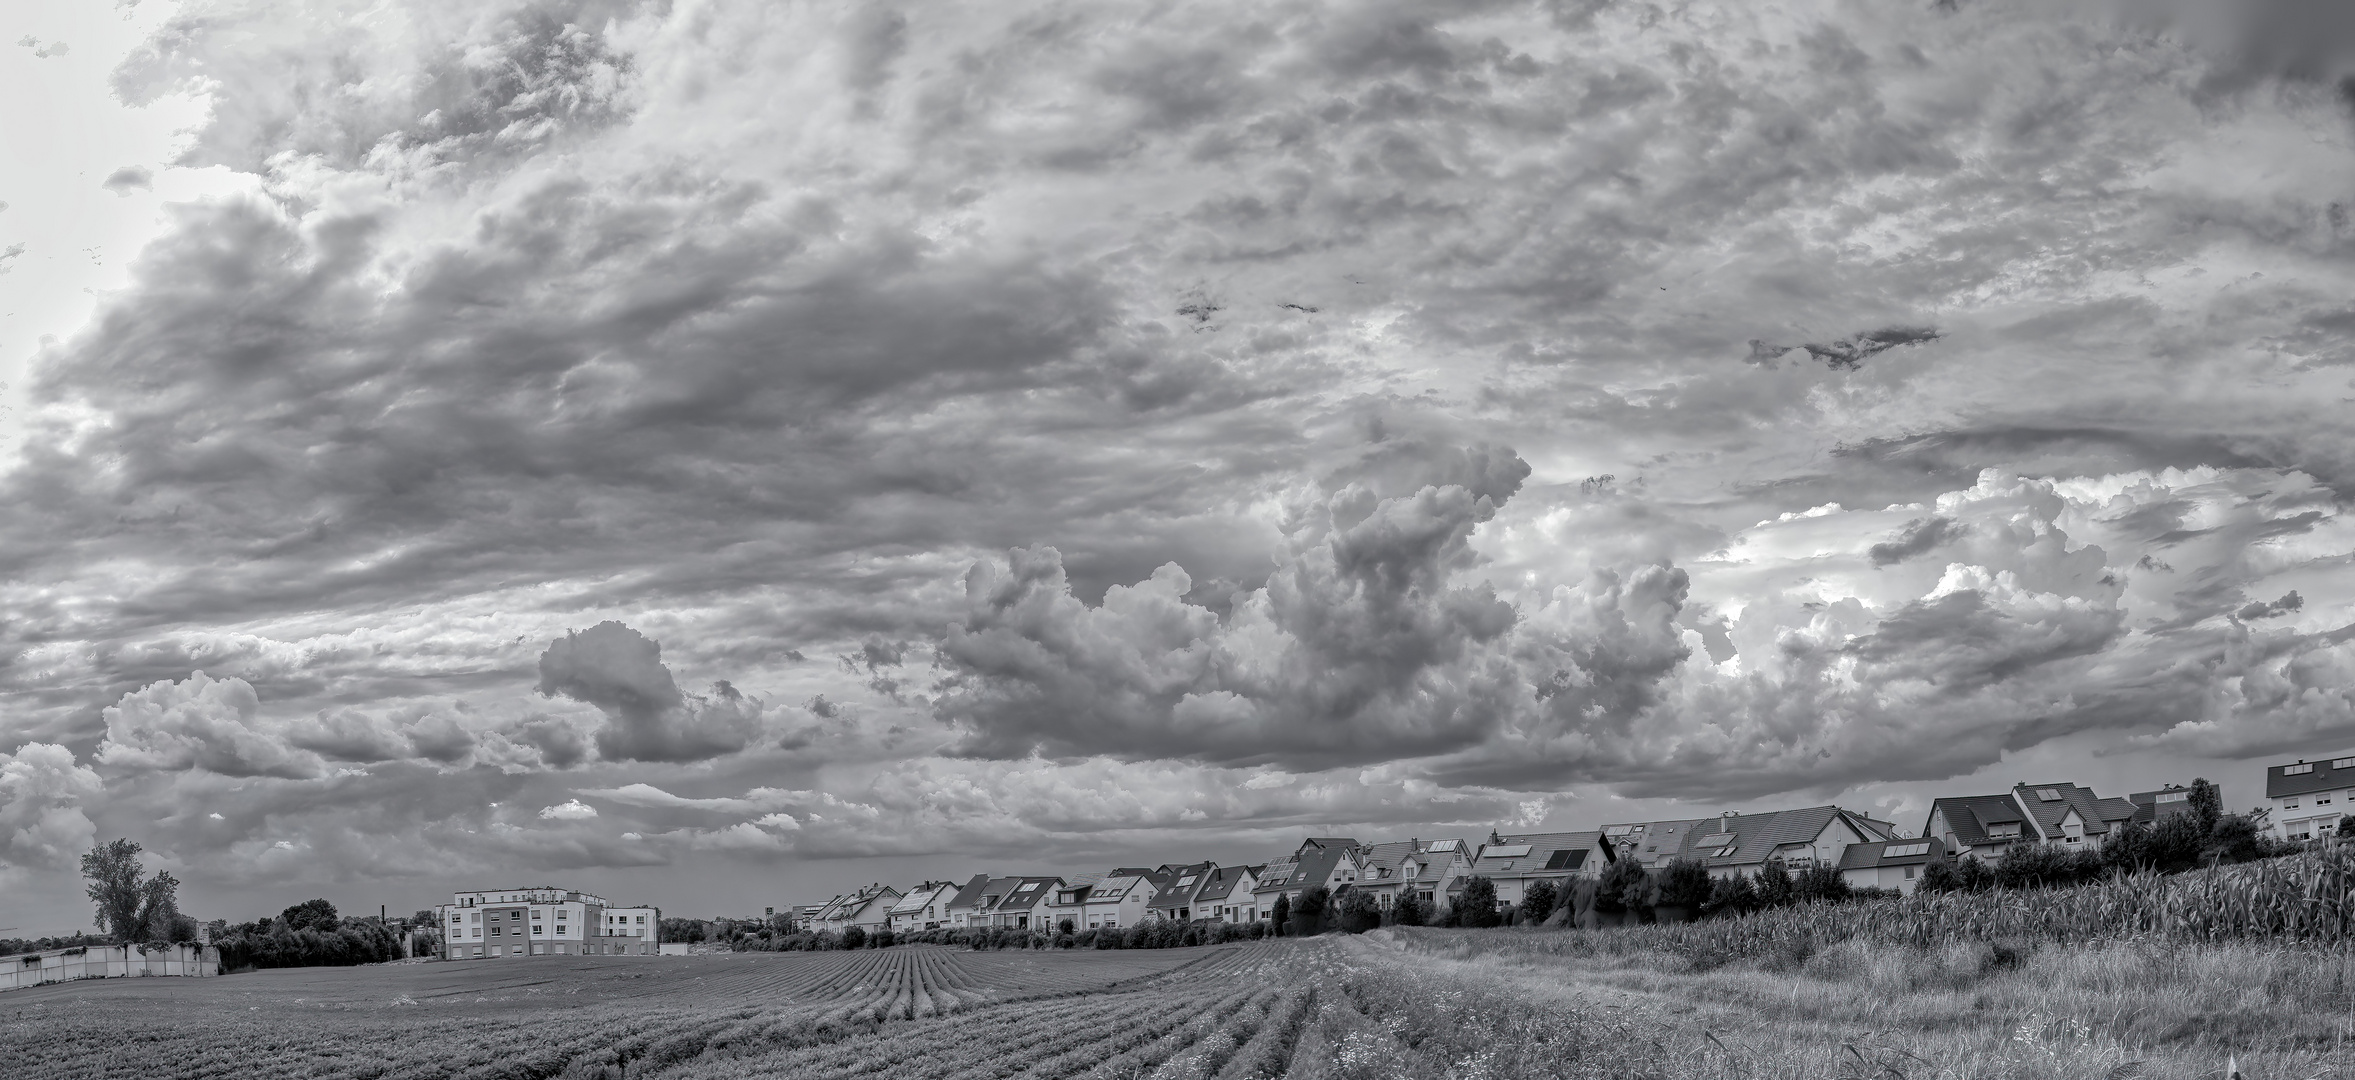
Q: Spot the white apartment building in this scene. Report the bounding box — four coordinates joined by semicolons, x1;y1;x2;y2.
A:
441;886;661;960
2266;753;2355;841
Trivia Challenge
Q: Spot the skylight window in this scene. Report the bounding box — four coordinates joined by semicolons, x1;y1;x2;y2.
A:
2286;764;2316;776
1176;875;1196;887
2036;788;2063;801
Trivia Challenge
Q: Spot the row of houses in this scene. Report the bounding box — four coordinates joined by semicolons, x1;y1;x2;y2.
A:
792;766;2294;929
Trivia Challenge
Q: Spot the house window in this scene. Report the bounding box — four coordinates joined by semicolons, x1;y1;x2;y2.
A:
2286;763;2315;776
2287;799;2302;809
1904;866;1916;880
2333;758;2355;770
2320;796;2335;805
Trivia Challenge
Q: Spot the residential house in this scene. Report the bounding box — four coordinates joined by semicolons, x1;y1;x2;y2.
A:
1186;865;1262;923
1079;868;1165;930
886;881;957;932
1924;783;2136;859
2014;783;2138;849
2267;754;2355;840
944;874;1002;929
1923;793;2039;862
1146;863;1217;923
1044;873;1104;933
985;876;1063;929
813;883;901;934
1249;837;1364;921
1837;837;1949;895
1595;818;1715;869
1931;781;2138;856
2128;785;2197;825
1667;806;1898;879
1461;833;1596;909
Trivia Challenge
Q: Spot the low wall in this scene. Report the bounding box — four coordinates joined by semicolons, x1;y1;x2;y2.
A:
0;943;219;992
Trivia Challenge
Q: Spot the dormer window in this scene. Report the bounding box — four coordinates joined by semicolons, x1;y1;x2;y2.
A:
1989;823;2020;837
2286;763;2315;776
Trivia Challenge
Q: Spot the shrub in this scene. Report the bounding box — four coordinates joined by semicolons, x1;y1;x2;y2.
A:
1455;876;1501;928
1916;859;1960;894
1753;861;1795;907
1794;864;1850;904
1656;859;1712;910
1290;886;1330;937
1521;880;1559;925
1955;856;1995;892
1390;891;1428;927
1335;889;1381;934
1703;874;1756;918
1270;895;1290;937
841;926;867;950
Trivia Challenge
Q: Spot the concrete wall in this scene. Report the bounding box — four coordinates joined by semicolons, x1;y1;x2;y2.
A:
1;943;219;993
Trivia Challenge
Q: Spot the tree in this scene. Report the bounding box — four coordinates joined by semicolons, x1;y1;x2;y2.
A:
1270;894;1291;937
1793;864;1850;903
1390;891;1428;927
281;898;340;933
1955;855;1995;892
81;839;182;943
1656;859;1712;910
1702;873;1756;918
1752;861;1794;907
1521;880;1559;925
1335;889;1381;934
2188;778;2223;833
1453;876;1500;928
2340;814;2355;838
1916;859;1960;894
1290;886;1330;937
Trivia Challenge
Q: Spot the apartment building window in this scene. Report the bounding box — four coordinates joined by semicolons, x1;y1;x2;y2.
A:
532;924;543;935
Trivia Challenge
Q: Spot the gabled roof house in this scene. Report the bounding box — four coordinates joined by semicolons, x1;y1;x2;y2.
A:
946;874;1011;928
814;883;901;932
1080;867;1165;930
1250;837;1364;916
1926;782;2136;860
1668;806;1897;878
1596;818;1715;869
1837;837;1948;895
1146;863;1217;922
1465;832;1600;907
985;876;1063;929
886;881;957;931
1186;865;1262;923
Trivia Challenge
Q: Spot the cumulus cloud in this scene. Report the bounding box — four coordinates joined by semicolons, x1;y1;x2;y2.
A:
96;672;322;779
0;744;103;870
537;621;763;763
538;798;597;820
936;445;1528;768
101;166;153;196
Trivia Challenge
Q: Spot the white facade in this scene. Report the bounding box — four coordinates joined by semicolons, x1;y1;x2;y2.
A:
442;887;659;959
2269;754;2355;841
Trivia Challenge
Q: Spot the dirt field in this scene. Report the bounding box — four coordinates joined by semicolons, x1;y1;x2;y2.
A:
10;933;2352;1079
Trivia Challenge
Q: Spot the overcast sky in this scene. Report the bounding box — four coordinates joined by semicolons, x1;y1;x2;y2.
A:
5;0;2355;932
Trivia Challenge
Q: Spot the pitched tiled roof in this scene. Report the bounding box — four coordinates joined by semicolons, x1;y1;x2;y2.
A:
1927;794;2033;848
1255;838;1359;893
2128;787;2196;824
1188;865;1253;905
987;876;1063;913
945;873;996;912
1471;831;1601;875
886;881;954;916
1085;871;1153;902
2013;783;2135;838
1148;863;1216;911
1597;818;1714;864
1837;837;1948;870
2267;755;2355;799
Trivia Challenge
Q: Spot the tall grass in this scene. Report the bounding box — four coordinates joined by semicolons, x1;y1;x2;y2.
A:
1476;844;2355;967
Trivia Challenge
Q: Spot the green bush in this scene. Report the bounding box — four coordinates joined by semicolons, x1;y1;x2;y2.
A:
1454;876;1501;928
1656;859;1712;909
1520;880;1559;925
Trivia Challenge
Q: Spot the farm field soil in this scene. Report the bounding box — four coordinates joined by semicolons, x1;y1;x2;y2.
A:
14;934;2355;1079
